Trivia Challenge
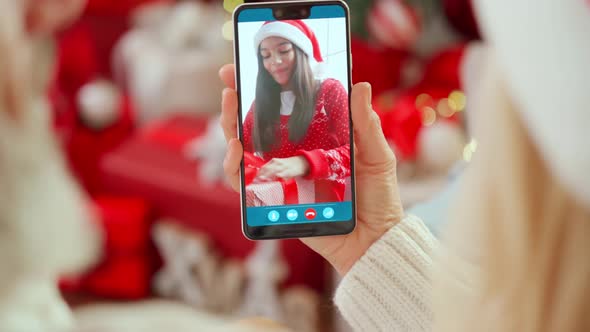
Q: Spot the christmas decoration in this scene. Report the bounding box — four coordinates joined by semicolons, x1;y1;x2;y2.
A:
152;221;246;314
351;37;409;97
369;42;469;207
77;79;123;130
65;86;134;193
113;0;232;123
60;196;156;299
240;240;288;323
281;286;321;332
244;151;317;206
367;0;422;50
153;222;218;308
184;115;228;186
92;196;152;254
83;254;153;299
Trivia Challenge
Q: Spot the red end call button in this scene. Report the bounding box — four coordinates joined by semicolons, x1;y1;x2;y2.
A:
304;208;317;220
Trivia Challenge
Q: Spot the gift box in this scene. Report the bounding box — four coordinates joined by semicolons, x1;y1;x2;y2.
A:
93;196;153;253
244;151;315;206
82;253;153;299
98;115;328;292
60;196;156;299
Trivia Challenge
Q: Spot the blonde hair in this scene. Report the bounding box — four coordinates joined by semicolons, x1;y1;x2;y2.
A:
434;54;590;332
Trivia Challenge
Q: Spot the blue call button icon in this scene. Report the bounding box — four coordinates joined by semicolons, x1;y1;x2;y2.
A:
286;209;298;221
322;207;335;219
267;210;280;222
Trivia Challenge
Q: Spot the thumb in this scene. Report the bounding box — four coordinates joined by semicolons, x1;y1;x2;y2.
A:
351;82;395;166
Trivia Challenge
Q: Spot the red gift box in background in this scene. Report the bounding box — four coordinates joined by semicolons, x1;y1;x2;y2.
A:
83;254;153;299
60;196;156;299
98;115;328;292
93;196;153;253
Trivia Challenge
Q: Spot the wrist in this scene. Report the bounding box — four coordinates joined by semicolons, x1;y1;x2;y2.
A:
334;216;401;276
294;155;310;177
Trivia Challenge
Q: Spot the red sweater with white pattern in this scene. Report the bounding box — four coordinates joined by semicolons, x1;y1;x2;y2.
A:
243;78;351;203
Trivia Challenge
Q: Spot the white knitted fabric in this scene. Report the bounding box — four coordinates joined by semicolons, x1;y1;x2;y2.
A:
334;215;437;332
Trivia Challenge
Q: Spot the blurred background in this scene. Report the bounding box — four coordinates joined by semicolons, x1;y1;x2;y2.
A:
50;0;480;331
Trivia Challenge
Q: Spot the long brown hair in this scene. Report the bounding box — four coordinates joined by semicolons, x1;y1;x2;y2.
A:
253;44;318;153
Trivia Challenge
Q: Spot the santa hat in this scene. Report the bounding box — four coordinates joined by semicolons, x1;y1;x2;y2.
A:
253;20;325;76
472;0;590;206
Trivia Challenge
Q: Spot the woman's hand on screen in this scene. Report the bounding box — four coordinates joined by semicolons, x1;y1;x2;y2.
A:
219;64;404;276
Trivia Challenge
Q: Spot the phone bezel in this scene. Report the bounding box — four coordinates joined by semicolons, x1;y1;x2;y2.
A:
233;0;356;240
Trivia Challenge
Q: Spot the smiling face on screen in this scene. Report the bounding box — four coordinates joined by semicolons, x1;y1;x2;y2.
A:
259;36;296;88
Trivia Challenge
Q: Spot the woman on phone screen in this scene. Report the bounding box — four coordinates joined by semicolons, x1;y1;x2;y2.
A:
243;20;351;204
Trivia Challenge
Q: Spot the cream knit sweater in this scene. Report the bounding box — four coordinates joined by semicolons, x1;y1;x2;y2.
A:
334;215;437;332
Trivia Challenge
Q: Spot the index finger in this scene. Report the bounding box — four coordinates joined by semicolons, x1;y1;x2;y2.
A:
219;64;236;89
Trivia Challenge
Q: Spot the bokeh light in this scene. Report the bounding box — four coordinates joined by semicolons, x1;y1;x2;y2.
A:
415;93;433;109
463;138;478;162
223;0;244;14
222;20;234;41
448;90;466;112
437;98;455;117
422;107;437;126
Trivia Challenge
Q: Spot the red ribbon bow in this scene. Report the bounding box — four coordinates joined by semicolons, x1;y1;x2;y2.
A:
244;152;299;205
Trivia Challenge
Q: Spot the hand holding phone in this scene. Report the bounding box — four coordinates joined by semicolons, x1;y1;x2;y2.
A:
220;65;402;274
223;0;404;274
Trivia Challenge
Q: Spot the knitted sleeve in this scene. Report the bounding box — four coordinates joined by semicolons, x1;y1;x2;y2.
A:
296;79;351;180
242;105;254;153
334;215;437;332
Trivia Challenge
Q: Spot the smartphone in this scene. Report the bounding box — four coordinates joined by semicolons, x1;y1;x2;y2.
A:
233;0;355;240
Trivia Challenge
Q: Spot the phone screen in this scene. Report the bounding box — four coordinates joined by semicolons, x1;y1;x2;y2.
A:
234;2;354;236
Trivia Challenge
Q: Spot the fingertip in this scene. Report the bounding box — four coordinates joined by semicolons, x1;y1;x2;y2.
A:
219;64;231;76
351;82;374;128
219;64;236;89
352;82;371;99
